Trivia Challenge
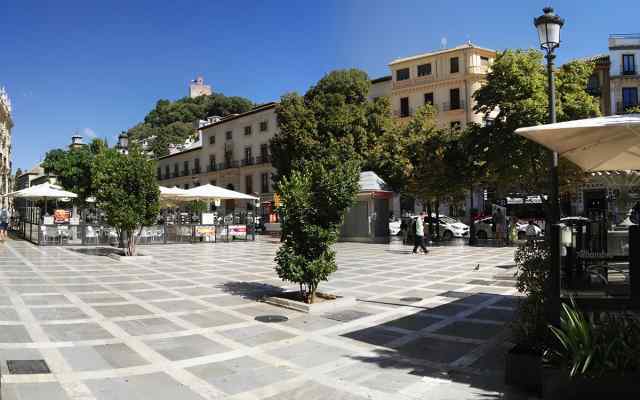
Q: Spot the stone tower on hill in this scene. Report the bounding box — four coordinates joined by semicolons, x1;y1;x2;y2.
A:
189;76;212;98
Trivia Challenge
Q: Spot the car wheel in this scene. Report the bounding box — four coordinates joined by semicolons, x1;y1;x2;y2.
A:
443;230;453;241
518;231;526;240
477;230;488;240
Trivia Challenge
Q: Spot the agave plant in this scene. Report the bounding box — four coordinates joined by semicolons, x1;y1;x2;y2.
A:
547;299;595;378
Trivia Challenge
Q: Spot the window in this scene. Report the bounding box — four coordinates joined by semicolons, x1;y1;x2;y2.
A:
245;174;253;194
450;121;461;130
184;183;189;189
193;181;200;187
417;63;432;77
400;97;410;117
260;121;268;132
480;56;490;66
623;54;636;75
587;74;600;93
424;92;434;105
244;146;252;164
164;165;170;178
450;57;459;73
173;163;179;176
225;131;232;140
261;173;269;193
157;167;161;180
209;135;215;145
183;160;189;175
260;143;269;161
194;158;200;173
622;87;639;110
396;68;410;81
244;125;252;136
209;154;216;169
449;88;461;110
210;180;217;186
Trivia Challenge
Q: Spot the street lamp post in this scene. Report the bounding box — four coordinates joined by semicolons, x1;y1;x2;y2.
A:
534;6;564;224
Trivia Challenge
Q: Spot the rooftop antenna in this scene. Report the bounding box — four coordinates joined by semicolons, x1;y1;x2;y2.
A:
441;37;448;49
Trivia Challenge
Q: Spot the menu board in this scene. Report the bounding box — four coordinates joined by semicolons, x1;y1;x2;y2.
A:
54;209;70;224
228;225;247;239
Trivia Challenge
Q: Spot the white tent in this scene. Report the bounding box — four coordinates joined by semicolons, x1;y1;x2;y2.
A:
8;182;78;200
515;114;640;171
178;184;259;201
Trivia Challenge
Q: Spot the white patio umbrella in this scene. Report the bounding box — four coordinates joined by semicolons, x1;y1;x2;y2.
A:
516;114;640;171
9;182;78;200
178;184;259;201
159;186;189;200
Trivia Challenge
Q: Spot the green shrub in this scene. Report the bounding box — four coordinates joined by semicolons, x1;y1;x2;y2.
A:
512;240;552;353
546;301;640;378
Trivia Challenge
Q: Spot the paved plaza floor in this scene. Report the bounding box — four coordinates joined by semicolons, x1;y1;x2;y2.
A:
0;237;533;399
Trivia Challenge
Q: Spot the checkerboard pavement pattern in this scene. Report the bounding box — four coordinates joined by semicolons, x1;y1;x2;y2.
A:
0;238;534;400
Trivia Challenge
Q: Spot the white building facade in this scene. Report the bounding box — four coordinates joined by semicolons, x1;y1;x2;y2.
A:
0;87;12;206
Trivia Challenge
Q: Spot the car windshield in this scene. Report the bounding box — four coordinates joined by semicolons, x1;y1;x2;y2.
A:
438;216;458;224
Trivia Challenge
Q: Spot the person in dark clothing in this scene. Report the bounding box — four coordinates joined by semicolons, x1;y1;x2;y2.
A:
631;202;640;225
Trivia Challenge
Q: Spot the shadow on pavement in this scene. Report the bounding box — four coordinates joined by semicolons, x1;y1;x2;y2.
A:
218;281;285;300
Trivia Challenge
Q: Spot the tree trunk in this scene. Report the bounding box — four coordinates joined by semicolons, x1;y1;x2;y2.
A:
126;229;137;256
426;201;433;240
307;283;317;304
435;197;441;240
469;185;477;245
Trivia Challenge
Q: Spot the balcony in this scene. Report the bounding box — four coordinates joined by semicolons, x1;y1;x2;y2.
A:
181;170;189;177
192;167;201;174
172;172;178;178
256;154;270;164
207;164;217;172
164;173;171;180
392;107;415;118
441;100;466;112
622;68;637;76
241;157;255;166
218;160;239;170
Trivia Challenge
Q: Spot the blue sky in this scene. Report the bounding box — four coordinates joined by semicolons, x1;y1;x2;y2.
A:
1;0;637;171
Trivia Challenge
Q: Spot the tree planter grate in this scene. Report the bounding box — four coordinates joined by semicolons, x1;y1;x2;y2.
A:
7;360;51;374
255;315;288;323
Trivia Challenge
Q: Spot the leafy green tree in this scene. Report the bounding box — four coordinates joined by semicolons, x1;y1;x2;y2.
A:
472;49;600;195
128;94;254;157
42;138;108;205
275;159;360;303
92;148;160;256
271;69;395;185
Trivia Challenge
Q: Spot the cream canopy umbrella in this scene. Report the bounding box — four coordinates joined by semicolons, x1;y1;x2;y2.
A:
159;186;189;200
178;184;259;201
516;114;640;171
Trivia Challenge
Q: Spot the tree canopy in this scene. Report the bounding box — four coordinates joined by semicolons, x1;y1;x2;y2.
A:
128;93;254;157
41;138;108;204
92;147;160;256
472;49;600;195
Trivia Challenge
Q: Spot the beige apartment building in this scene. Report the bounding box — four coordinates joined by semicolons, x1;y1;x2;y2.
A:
0;87;12;206
608;34;640;114
156;103;277;211
370;42;496;129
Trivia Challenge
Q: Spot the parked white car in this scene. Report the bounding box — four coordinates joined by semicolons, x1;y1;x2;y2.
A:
474;216;542;240
426;214;469;240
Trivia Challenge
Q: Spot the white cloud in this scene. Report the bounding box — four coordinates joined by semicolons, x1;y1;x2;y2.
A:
83;128;97;138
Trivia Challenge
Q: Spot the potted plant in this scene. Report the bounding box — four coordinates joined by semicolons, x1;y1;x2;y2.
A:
543;301;640;399
505;240;551;393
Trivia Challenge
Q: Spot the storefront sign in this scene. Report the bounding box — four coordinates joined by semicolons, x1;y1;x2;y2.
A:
54;209;70;224
195;226;216;241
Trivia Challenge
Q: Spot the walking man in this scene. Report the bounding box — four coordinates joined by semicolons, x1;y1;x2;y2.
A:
413;211;428;254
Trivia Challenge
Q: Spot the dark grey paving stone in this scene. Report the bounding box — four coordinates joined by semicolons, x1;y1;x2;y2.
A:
434;321;505;341
115;317;182;336
87;372;205;400
468;307;515;323
130;290;179;301
382;312;443;331
31;307;89;321
423;303;471;317
152;299;207;312
2;382;69;400
61;343;147;371
0;325;33;343
263;381;367;400
341;326;403;346
93;304;153;318
397;337;478;364
492;296;520;308
179;310;245;328
323;309;372;323
42;323;113;341
145;334;229;361
22;294;71;305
